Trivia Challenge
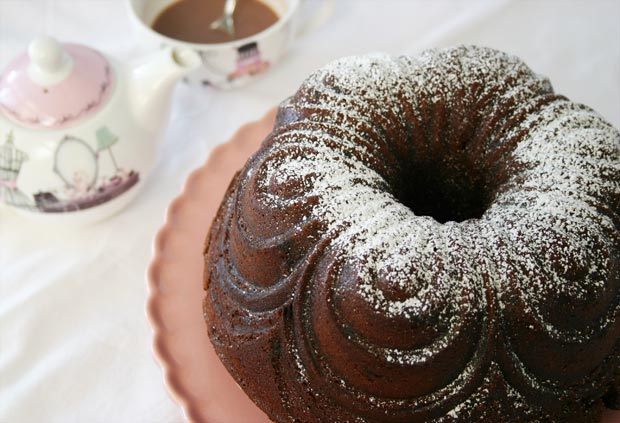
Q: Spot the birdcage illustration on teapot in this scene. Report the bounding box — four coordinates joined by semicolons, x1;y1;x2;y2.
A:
0;131;35;210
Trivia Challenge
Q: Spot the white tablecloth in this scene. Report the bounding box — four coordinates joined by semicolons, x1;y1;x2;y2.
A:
1;1;619;422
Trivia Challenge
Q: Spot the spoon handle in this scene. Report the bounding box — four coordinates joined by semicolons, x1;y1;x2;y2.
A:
224;0;237;17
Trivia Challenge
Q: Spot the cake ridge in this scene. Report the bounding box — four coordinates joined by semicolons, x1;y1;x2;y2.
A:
204;45;620;422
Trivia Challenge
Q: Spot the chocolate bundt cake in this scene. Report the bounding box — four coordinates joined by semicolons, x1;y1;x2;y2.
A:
203;46;620;422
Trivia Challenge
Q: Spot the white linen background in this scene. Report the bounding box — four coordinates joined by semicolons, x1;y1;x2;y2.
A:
0;1;619;422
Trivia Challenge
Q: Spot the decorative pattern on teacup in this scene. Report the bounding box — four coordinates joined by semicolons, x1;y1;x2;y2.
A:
226;42;270;83
183;42;271;87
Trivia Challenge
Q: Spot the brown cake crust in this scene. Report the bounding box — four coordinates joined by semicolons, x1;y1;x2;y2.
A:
203;46;620;422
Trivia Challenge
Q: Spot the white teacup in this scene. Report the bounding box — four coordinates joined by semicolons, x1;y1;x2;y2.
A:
129;0;317;88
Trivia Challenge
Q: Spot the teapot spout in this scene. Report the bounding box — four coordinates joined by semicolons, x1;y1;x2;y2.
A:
130;47;201;129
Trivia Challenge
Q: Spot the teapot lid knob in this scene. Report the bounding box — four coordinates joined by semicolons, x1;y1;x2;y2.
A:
28;36;74;86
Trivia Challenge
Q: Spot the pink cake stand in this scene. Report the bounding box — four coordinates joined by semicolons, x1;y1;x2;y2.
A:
147;109;620;423
148;109;276;423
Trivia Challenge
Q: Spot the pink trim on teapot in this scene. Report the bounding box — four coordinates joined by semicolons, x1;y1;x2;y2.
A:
0;44;115;129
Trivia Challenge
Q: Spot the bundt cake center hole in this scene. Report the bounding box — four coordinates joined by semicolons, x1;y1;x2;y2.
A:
397;159;489;224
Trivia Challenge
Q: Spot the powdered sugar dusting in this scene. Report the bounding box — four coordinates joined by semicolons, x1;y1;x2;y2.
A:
207;46;620;421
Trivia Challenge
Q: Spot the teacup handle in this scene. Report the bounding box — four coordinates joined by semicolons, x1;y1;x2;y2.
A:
294;0;335;39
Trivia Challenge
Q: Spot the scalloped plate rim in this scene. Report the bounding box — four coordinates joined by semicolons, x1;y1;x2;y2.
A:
146;108;277;423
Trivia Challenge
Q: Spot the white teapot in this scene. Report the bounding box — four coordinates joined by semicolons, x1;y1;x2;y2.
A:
0;36;200;224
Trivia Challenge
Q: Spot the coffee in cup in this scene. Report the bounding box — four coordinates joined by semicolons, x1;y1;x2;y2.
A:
128;0;301;88
151;0;280;44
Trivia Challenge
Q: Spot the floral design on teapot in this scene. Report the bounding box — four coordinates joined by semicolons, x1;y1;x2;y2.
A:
0;128;139;213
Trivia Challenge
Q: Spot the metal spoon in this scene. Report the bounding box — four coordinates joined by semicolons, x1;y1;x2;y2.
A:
210;0;237;36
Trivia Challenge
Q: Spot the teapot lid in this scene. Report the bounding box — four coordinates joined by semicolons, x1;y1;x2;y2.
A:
0;37;115;130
